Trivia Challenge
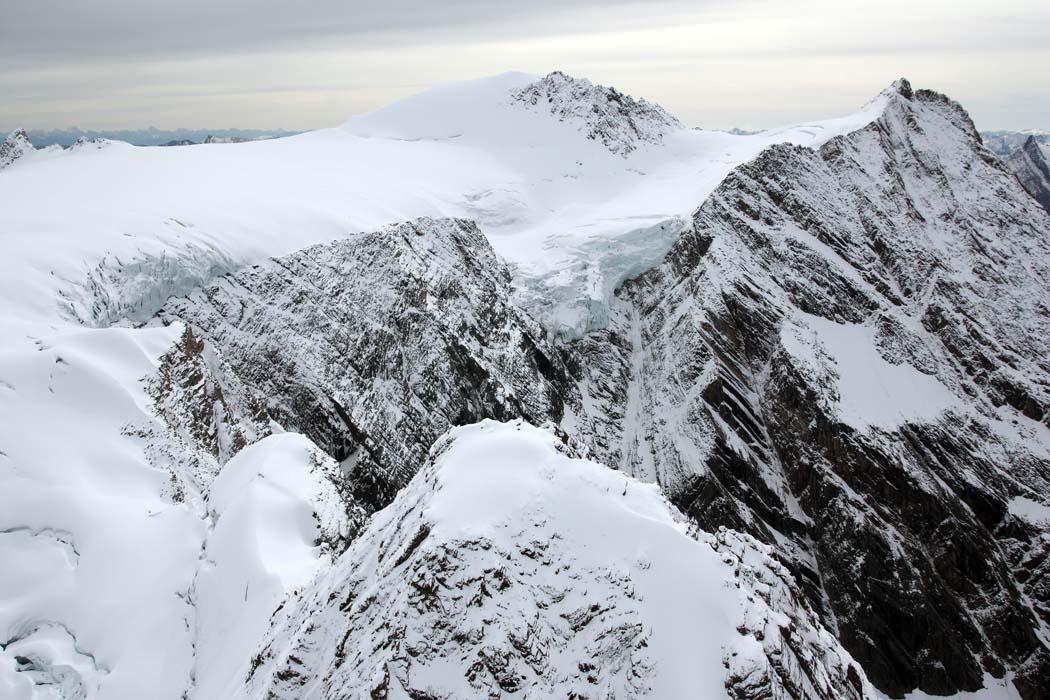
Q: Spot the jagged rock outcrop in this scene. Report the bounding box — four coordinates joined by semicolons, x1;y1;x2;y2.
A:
241;421;876;700
1006;135;1050;213
137;325;273;497
159;218;574;514
155;232;882;699
981;129;1050;157
512;71;682;155
0;129;32;170
571;79;1050;698
70;136;112;150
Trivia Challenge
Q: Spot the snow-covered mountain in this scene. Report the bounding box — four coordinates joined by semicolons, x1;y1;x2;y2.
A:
1004;136;1050;214
0;129;35;170
510;70;682;155
981;129;1050;157
2;72;1050;700
569;79;1050;698
0;71;889;339
243;420;875;700
158;218;573;518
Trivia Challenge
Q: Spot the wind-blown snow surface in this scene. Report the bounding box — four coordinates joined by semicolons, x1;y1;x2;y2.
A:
0;71;889;338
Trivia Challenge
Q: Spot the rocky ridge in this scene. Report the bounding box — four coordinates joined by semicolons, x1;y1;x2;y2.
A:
241;421;875;700
511;71;682;156
981;129;1050;158
159;218;573;516
1005;135;1050;214
154;217;876;700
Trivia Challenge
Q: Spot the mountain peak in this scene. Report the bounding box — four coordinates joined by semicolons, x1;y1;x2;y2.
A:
0;128;33;170
869;79;982;147
511;70;682;156
6;70;1050;700
1007;133;1050;212
71;135;114;150
1023;133;1047;159
889;77;914;99
5;127;29;142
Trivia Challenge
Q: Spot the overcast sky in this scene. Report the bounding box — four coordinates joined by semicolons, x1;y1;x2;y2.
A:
2;0;1047;132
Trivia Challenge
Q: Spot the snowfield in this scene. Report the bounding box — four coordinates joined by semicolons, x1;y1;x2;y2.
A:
780;312;962;430
0;324;203;700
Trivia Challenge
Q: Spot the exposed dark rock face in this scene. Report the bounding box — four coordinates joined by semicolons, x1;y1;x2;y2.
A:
150;325;271;470
571;81;1050;698
119;324;276;510
153;218;876;699
512;71;682;155
1005;135;1050;214
160;217;573;513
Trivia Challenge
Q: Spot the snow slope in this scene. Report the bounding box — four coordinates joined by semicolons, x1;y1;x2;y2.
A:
190;433;351;700
0;324;351;700
0;71;891;338
0;324;203;700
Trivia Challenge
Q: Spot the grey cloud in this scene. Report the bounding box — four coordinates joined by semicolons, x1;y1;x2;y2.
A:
0;0;689;60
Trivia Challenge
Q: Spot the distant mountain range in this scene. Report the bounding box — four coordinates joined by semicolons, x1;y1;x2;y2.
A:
19;126;1044;151
22;126;300;148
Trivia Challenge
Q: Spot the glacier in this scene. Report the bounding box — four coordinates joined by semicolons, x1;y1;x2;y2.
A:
0;71;890;340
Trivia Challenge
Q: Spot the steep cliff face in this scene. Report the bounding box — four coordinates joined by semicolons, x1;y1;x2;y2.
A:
572;80;1050;698
982;129;1050;158
144;325;273;488
160;218;574;513
157;230;878;699
1006;135;1050;214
